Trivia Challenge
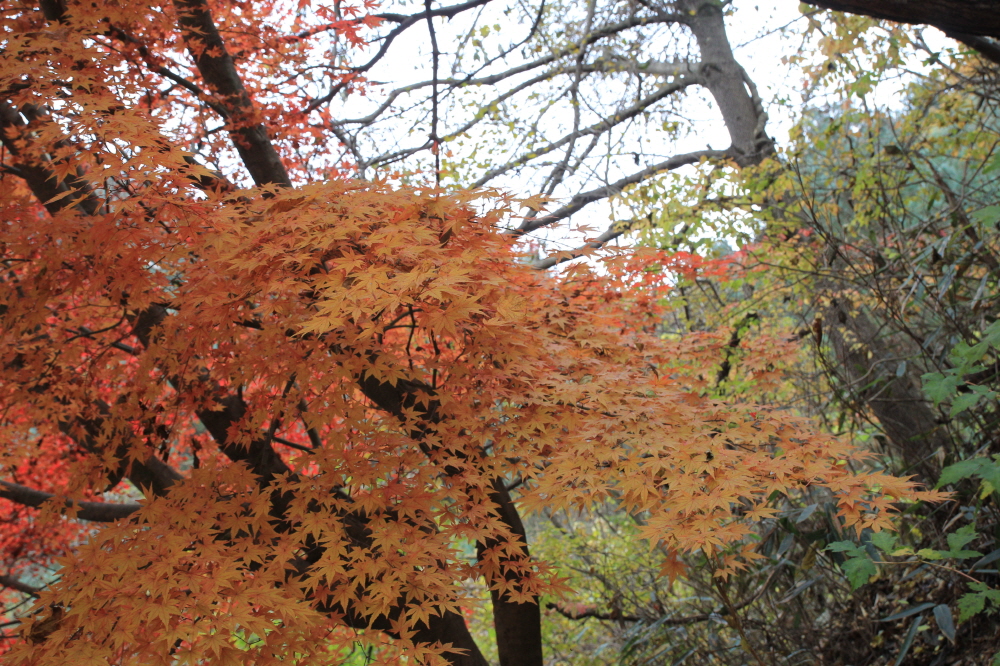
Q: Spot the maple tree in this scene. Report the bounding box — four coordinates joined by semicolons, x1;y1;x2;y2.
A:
0;2;938;665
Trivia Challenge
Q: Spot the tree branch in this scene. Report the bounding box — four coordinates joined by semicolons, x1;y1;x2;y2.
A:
471;76;701;188
581;57;700;78
0;481;140;522
0;98;188;501
306;0;495;112
56;403;184;498
317;9;687;116
130;306;293;489
128;312;490;663
0;101;105;216
172;0;291;187
363;69;558;171
103;24;232;119
425;0;442;183
546;603;639;622
515;148;728;235
530;220;626;270
803;0;1000;39
376;0;495;23
549;566;779;625
0;575;40;598
944;31;1000;66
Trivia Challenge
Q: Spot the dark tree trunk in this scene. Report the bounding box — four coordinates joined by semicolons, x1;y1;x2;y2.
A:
411;614;491;666
804;0;1000;39
479;481;544;666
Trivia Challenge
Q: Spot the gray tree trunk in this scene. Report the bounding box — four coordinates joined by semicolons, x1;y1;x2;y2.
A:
682;0;774;164
824;299;948;483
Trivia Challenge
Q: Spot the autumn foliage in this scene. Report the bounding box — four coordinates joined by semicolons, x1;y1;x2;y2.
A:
0;1;938;664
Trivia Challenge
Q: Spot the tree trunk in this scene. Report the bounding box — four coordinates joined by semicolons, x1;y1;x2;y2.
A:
824;300;948;484
479;481;544;666
411;614;491;666
682;0;773;165
804;0;1000;39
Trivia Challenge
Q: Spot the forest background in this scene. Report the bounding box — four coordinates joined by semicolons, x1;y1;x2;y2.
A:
1;1;999;665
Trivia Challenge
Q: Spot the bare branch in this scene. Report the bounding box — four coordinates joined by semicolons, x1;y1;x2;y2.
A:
515;148;728;235
548;566;780;625
530;220;626;270
0;481;140;523
425;0;442;183
546;603;640;622
320;10;689;119
306;0;495;112
377;0;495;23
363;68;558;171
581;57;700;78
0;575;40;598
471;76;701;188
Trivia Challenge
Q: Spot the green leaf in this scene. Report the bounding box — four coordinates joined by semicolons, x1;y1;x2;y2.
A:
950;391;982;417
958;582;1000;622
842;554;878;589
917;548;946;560
946;524;978;553
950;340;986;365
937;458;989;488
893;616;922;666
922;371;962;406
984;151;1000;173
880;602;936;623
981;319;1000;347
827;539;877;587
869;531;897;554
933;604;956;643
979;460;1000;491
827;540;863;555
958;591;987;622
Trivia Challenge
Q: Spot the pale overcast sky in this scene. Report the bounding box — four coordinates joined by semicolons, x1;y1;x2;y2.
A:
349;0;952;256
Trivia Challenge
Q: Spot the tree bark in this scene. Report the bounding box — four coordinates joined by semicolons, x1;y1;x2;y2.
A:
0;481;141;522
172;0;291;187
804;0;1000;40
682;1;773;165
478;481;544;666
824;300;948;483
945;31;1000;66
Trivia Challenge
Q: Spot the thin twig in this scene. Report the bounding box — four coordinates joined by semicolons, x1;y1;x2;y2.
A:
425;0;441;184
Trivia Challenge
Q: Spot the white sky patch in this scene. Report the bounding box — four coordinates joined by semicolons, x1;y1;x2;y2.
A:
155;1;960;265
